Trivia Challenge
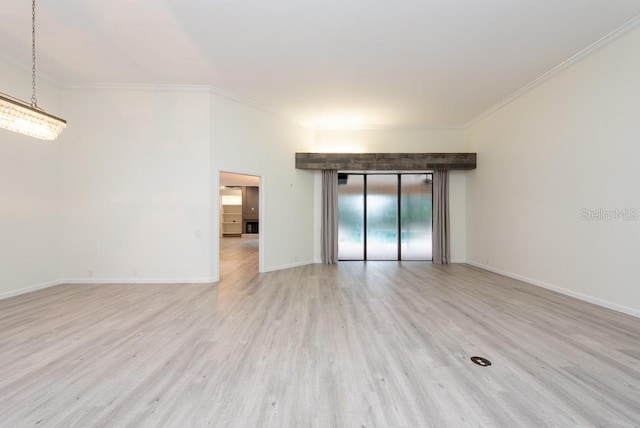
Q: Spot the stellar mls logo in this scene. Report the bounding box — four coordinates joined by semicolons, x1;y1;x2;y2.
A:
580;208;639;221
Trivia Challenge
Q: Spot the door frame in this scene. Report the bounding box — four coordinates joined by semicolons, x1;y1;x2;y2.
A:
215;169;265;281
337;172;433;261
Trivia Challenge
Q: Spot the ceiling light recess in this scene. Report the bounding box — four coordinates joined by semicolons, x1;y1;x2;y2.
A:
0;0;66;140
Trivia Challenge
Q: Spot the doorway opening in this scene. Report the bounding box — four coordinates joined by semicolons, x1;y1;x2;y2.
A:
219;171;261;279
338;173;432;261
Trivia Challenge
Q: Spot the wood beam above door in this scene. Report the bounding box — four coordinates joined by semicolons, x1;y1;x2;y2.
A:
295;152;476;171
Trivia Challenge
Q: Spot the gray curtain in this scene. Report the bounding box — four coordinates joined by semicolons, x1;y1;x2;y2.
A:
321;170;339;264
432;170;450;264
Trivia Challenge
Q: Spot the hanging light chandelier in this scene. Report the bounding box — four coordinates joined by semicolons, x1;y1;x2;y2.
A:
0;0;66;140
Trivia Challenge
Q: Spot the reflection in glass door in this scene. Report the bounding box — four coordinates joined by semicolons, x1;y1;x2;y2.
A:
401;174;433;260
366;175;398;260
338;173;432;261
337;174;364;260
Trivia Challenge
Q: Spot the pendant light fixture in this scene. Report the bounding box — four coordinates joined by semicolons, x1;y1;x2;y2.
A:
0;0;66;140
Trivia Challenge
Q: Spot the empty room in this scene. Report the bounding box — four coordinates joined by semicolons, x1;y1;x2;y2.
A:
1;1;639;426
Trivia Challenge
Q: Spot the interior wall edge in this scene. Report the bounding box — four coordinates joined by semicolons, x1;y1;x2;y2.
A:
62;278;218;285
0;280;65;301
463;14;640;128
261;260;316;273
466;261;640;319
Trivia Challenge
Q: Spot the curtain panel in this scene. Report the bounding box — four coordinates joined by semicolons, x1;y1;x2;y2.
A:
432;170;450;264
321;170;339;264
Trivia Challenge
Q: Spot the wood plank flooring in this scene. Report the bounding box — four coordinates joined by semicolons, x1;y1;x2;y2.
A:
0;237;639;427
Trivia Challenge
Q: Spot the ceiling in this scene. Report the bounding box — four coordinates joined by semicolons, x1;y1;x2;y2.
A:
1;1;639;129
220;172;260;188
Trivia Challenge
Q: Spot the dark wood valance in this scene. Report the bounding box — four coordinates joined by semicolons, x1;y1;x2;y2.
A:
295;152;476;171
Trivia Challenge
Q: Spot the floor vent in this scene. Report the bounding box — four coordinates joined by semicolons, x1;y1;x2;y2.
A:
470;356;492;367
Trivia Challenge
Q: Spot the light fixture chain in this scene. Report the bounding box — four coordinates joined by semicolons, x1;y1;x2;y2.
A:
0;0;66;140
31;0;37;107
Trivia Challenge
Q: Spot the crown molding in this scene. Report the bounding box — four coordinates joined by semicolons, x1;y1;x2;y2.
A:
465;14;640;129
61;81;312;128
3;13;639;132
312;123;464;131
63;82;211;92
207;85;311;128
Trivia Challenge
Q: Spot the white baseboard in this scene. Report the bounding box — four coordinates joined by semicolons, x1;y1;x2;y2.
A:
63;277;218;284
262;260;314;273
466;261;640;319
309;259;466;264
11;263;636;320
0;279;64;300
1;277;218;300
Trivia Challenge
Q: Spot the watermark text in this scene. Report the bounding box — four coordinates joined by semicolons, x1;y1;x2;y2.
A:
580;208;639;221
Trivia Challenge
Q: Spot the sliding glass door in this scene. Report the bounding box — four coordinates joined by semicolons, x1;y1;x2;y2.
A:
400;174;433;260
337;174;364;260
338;173;432;261
366;175;399;260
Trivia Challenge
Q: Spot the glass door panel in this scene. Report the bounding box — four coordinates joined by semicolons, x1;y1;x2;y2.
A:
337;173;432;261
366;175;398;260
337;174;364;260
400;174;433;260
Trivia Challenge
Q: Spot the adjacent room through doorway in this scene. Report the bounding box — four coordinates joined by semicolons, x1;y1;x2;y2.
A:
219;171;261;280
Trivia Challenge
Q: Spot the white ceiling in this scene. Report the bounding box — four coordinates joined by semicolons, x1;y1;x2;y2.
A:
220;172;260;188
1;1;639;129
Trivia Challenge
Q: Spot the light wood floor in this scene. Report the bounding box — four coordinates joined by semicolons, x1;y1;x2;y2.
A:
1;238;639;427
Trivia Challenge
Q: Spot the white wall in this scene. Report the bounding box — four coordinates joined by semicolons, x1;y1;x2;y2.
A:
1;70;316;291
314;128;465;153
61;87;315;283
313;128;467;262
0;60;64;297
211;96;316;276
5;23;637;318
466;26;640;315
61;87;213;282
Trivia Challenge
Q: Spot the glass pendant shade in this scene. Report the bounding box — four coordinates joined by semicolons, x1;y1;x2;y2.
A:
0;93;66;140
